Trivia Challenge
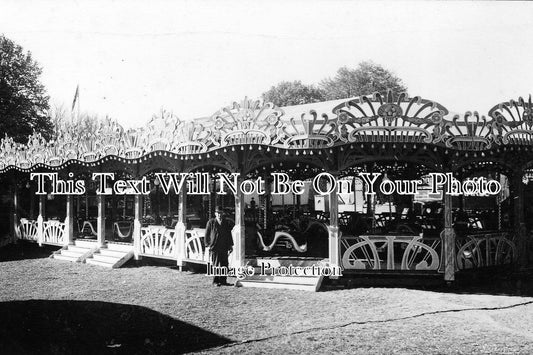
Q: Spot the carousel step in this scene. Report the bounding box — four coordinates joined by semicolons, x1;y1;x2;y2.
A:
236;275;324;291
67;245;94;253
99;249;128;258
60;249;87;258
74;240;99;248
53;254;80;262
52;243;98;262
86;249;134;268
241;274;319;285
246;265;329;275
92;253;122;264
106;243;134;252
237;281;316;291
86;258;115;268
251;258;325;268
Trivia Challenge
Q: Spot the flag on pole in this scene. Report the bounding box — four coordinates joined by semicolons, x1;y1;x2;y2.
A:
71;85;79;112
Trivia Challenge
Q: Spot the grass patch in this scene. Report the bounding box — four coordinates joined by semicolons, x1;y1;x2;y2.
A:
1;242;533;354
1;300;230;354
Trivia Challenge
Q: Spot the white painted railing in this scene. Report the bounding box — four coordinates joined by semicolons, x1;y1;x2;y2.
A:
18;218;66;246
42;220;66;245
456;232;516;270
139;226;177;259
185;228;209;263
18;218;39;242
341;234;441;271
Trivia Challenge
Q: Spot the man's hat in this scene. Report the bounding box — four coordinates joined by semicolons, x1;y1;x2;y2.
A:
214;206;224;213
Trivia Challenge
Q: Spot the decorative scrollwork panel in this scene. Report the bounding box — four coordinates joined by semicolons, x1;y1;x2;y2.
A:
140;226;177;259
42;220;66;245
18;218;38;241
334;90;449;145
185;228;208;262
456;232;516;270
341;234;441;271
489;96;533;145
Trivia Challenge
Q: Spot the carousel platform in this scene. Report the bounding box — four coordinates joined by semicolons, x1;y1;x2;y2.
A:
51;239;134;268
235;257;329;291
85;242;134;268
52;239;98;263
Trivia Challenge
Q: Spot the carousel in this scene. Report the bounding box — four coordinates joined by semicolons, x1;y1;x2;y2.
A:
1;91;531;290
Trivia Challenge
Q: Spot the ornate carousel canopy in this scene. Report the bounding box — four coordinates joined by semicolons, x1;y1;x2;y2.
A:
1;91;533;174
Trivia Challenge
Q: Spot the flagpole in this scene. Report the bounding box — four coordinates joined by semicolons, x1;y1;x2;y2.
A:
71;84;80;122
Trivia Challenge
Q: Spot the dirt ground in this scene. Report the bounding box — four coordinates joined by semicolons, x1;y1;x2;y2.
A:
1;242;533;354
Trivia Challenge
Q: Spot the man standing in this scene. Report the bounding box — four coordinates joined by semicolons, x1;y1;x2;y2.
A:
205;206;234;286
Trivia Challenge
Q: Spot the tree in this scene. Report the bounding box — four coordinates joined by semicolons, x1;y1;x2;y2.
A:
320;61;407;100
261;80;326;107
50;103;69;137
51;108;108;141
0;34;52;143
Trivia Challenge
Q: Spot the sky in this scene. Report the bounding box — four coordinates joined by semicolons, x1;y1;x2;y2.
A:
2;0;533;129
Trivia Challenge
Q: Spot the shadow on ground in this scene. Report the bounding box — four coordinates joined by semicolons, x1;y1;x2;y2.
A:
323;267;533;297
446;268;533;297
0;300;232;354
121;256;209;275
121;256;178;269
0;242;59;262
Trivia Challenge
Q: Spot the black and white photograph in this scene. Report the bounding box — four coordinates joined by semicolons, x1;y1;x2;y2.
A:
1;0;533;354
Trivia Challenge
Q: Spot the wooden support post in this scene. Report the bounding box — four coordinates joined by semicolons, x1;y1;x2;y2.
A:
231;176;245;268
123;195;127;220
85;194;89;220
133;195;142;260
111;192;116;224
64;195;74;245
76;196;80;220
496;172;501;231
11;183;18;243
443;188;455;282
264;174;271;230
176;187;187;269
167;193;171;217
97;194;106;247
30;186;35;220
209;176;216;219
37;195;45;246
328;179;340;271
513;173;527;267
353;175;357;213
292;193;296;219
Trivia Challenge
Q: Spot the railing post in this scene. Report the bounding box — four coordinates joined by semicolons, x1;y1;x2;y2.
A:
443;187;455;282
176;187;187;270
264;174;271;230
37;195;45;246
513;172;527;267
209;176;216;221
97;194;106;247
11;183;18;243
133;195;142;260
64;195;74;246
231;175;245;268
328;174;340;272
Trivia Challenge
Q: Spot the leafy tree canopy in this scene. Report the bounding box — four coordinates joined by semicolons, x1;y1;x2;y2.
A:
261;61;408;107
0;34;52;143
320;61;407;100
261;80;326;107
